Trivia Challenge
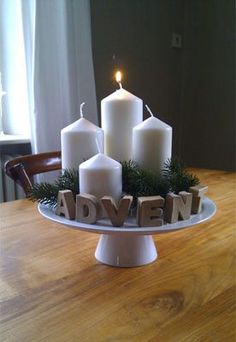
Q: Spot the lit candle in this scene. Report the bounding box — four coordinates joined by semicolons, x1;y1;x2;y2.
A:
61;103;104;170
101;71;143;161
79;153;122;204
132;105;172;174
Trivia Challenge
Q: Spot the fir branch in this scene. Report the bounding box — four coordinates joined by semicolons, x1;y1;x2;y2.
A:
162;158;199;193
28;182;59;207
28;169;79;207
29;158;200;207
121;161;170;202
55;169;79;197
121;158;199;201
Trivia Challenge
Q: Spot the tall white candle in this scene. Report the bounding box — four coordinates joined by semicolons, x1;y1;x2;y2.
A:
101;71;143;162
132;105;172;174
79;153;122;203
61;103;104;170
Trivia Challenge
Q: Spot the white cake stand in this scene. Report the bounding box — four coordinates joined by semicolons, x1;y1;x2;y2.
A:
38;198;216;267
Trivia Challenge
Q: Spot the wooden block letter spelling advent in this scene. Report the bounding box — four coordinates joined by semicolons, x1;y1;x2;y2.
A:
101;195;133;227
164;191;193;223
137;196;164;227
189;184;208;214
76;193;99;224
56;190;75;220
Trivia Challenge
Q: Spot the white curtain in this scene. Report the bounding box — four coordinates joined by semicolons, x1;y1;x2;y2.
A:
0;0;31;135
0;0;98;153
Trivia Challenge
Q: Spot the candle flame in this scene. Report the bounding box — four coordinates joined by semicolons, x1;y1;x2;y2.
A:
115;71;122;83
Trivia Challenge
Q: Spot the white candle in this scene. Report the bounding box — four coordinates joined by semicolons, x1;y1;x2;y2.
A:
132;105;172;174
101;71;143;162
79;153;122;203
61;103;104;170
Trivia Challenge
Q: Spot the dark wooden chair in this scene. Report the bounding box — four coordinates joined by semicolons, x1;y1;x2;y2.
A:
4;151;62;195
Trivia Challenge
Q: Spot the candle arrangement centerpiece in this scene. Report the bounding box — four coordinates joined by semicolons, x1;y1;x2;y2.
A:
30;71;208;228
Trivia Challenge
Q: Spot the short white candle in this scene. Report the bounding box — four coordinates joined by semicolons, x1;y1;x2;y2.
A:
79;153;122;203
101;71;143;162
61;103;104;170
132;105;172;174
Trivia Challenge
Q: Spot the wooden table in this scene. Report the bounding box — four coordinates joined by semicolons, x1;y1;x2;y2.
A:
1;169;235;341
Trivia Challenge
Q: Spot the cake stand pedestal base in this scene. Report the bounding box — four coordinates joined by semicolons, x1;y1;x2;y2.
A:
38;198;216;268
95;234;158;267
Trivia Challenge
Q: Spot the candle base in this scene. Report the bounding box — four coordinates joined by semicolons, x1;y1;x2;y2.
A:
95;234;157;267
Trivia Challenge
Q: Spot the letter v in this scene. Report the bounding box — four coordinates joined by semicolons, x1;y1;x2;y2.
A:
101;195;133;227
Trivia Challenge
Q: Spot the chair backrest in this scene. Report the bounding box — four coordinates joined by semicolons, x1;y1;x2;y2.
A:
4;151;61;195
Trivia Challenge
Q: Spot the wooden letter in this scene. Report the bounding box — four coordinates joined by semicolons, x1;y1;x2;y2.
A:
76;193;99;224
164;191;193;223
101;195;133;227
189;184;208;214
56;190;75;220
137;196;164;227
97;199;108;219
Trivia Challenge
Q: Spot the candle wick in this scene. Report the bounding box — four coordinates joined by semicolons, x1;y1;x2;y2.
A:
118;82;123;89
80;102;85;118
96;138;101;154
145;104;154;117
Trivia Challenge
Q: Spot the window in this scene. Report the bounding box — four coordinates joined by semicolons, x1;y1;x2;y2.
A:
0;0;32;137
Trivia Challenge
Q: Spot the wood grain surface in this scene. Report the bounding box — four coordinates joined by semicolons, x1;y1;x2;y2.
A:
0;169;235;342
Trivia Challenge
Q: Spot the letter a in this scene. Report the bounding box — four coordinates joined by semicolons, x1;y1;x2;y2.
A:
56;190;75;220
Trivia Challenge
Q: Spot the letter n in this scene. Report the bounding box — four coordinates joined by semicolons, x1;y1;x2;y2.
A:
164;191;192;223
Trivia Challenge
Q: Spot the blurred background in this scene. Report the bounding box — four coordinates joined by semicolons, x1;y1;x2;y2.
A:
91;0;235;171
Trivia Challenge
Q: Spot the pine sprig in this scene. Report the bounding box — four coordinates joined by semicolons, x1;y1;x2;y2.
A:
123;167;168;198
55;169;79;196
162;158;199;193
28;169;79;207
121;158;199;203
28;159;199;207
28;182;59;207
